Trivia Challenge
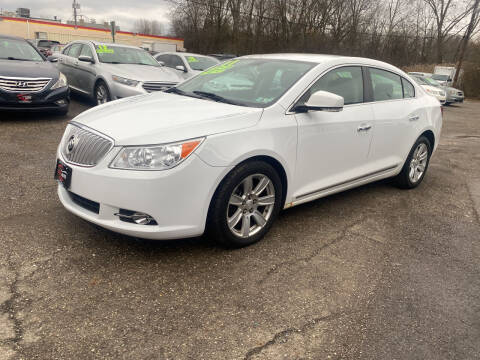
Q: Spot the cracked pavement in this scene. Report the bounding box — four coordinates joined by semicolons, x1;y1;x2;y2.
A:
0;97;479;359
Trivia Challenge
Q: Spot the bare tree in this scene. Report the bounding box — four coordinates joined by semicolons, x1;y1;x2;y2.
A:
134;19;164;35
423;0;474;62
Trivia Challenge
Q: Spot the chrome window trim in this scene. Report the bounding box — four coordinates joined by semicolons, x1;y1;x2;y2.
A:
286;63;419;115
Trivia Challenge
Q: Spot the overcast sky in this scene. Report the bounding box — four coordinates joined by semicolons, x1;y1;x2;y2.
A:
0;0;174;32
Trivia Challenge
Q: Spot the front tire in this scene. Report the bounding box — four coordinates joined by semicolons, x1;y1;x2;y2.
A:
94;81;111;105
394;136;432;189
207;161;283;248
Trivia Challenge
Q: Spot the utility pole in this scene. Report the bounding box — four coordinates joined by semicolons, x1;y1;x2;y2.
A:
72;0;79;27
453;0;480;88
110;21;116;43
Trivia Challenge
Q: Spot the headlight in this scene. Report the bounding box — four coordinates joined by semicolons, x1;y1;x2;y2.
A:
51;72;67;89
112;75;139;87
110;138;204;170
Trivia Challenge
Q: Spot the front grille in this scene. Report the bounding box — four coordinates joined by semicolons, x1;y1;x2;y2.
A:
142;82;176;93
0;76;51;93
69;192;100;214
458;91;463;96
61;123;113;167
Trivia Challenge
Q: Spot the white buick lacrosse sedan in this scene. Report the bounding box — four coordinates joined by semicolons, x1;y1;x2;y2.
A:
55;54;442;247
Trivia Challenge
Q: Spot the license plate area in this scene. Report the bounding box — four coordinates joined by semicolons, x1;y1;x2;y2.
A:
54;159;72;189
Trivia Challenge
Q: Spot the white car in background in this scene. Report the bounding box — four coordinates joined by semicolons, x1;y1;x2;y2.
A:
410;75;446;104
154;52;220;80
55;54;442;247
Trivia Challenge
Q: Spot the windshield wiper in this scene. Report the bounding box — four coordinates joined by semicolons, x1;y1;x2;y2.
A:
166;87;203;99
192;91;240;105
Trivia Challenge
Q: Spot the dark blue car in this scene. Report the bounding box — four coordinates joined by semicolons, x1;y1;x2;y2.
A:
0;34;69;115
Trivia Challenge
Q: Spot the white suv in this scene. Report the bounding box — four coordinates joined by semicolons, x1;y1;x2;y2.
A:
55;54;442;247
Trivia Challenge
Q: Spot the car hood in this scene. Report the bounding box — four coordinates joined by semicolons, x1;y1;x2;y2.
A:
72;92;263;145
0;60;58;79
421;85;443;93
100;63;183;83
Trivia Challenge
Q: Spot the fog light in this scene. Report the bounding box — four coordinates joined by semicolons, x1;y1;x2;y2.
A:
114;209;157;225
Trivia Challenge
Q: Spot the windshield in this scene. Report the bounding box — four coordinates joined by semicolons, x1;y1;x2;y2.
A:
432;74;449;81
422;77;442;87
95;45;159;66
175;59;315;108
0;38;44;61
412;76;429;85
185;55;219;71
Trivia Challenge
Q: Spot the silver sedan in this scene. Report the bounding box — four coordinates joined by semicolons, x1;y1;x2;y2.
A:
154;52;220;80
54;41;184;105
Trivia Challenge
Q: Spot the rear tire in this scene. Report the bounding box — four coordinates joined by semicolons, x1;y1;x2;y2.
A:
394;136;432;189
207;161;283;248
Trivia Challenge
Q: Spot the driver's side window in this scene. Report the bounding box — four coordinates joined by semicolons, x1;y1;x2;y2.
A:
298;66;364;106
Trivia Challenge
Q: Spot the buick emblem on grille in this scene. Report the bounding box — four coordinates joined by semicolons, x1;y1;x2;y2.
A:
16;81;28;87
66;135;78;154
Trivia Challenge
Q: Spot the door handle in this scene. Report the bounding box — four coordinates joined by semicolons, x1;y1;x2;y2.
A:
357;124;372;132
409;115;420;121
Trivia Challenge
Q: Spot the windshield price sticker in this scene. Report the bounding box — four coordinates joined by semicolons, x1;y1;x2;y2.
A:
96;45;114;54
200;60;239;75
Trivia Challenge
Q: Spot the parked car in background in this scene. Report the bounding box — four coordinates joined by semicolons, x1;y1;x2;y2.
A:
209;54;237;61
0;35;69;114
30;39;61;58
432;66;462;87
409;73;464;105
409;71;432;78
154;52;220;79
420;76;463;105
55;54;442;247
54;41;184;105
50;44;66;55
410;75;446;104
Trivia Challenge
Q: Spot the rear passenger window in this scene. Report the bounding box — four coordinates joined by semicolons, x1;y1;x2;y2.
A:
369;68;403;101
299;66;364;106
402;78;415;98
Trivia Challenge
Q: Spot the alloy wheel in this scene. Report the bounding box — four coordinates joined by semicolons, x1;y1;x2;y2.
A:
409;143;428;183
227;174;275;238
96;85;108;105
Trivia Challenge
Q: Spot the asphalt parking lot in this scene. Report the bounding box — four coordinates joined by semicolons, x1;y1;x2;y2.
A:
1;97;479;360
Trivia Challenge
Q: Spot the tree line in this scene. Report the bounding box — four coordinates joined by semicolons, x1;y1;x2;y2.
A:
169;0;480;68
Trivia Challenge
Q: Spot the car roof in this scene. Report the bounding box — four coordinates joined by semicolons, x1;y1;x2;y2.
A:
241;53;405;72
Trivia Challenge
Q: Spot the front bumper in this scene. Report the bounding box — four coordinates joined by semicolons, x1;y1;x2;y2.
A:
110;82;147;100
0;86;69;112
56;148;229;240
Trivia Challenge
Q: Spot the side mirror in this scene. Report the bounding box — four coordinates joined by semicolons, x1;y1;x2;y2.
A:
47;56;58;63
296;91;344;112
78;55;94;63
175;65;187;72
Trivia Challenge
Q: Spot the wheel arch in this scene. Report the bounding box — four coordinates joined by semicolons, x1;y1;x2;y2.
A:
92;76;111;99
420;129;435;152
206;155;289;224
